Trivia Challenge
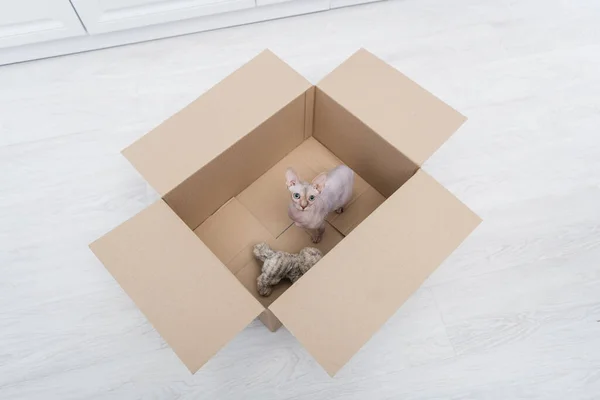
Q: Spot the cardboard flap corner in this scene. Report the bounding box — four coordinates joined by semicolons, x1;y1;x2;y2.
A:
89;200;264;373
317;48;467;165
122;49;313;195
269;170;481;376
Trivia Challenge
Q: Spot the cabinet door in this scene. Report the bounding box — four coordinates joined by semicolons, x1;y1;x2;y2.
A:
0;0;86;48
71;0;256;34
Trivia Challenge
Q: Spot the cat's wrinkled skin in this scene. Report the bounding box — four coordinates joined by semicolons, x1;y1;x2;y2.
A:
285;165;354;243
254;243;322;296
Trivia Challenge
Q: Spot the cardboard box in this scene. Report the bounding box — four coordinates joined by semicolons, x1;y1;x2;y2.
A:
90;49;481;376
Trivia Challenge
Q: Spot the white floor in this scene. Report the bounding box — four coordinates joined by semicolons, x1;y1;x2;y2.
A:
2;0;600;398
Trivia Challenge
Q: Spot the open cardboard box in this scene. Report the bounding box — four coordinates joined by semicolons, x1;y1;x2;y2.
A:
90;49;481;376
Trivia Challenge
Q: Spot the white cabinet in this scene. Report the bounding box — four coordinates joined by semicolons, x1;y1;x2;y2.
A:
0;0;386;65
0;0;86;48
71;0;256;34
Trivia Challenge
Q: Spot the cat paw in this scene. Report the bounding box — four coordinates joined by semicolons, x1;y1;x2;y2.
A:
312;236;322;244
335;207;344;214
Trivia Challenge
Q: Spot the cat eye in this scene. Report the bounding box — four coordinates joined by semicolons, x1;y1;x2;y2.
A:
308;195;315;201
293;193;300;199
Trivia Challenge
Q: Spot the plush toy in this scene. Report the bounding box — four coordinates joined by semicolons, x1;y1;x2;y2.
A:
253;243;323;296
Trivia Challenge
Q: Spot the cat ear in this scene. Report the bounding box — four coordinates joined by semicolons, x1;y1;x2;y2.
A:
285;168;300;187
311;172;327;193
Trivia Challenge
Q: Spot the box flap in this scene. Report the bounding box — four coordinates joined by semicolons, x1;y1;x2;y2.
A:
123;50;312;195
89;200;264;373
269;170;481;376
317;49;466;165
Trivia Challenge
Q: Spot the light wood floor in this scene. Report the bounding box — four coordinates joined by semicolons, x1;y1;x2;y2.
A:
1;0;600;398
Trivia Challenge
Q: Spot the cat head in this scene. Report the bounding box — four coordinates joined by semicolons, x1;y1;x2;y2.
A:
285;168;327;211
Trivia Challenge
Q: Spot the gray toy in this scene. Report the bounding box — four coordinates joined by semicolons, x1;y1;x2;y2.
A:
253;242;322;296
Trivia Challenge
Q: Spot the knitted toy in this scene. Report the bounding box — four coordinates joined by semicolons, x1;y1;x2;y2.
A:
253;242;323;296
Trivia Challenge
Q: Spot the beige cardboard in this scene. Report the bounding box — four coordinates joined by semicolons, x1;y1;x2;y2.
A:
259;310;284;332
317;49;467;166
274;222;344;255
90;48;480;377
237;137;373;238
237;151;316;237
270;170;481;376
235;221;345;331
293;136;341;171
89;200;264;373
234;222;344;308
297;137;370;204
167;93;307;230
122;49;312;196
236;258;291;309
327;186;386;235
304;86;315;139
313;88;416;197
194;198;273;274
227;241;270;278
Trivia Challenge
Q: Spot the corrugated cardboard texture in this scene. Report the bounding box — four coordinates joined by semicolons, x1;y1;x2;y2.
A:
313;88;417;197
270;170;481;376
166;93;306;230
317;49;467;166
122;50;312;196
89;200;264;373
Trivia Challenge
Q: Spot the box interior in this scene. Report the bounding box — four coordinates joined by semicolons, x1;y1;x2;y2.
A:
163;87;419;321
